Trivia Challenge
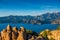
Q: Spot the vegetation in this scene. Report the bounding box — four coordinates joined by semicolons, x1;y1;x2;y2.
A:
56;25;60;30
26;30;38;36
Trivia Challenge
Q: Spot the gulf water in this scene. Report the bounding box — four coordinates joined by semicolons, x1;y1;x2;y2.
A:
0;23;59;33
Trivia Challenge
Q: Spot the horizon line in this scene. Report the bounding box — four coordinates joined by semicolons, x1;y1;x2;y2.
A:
0;11;60;17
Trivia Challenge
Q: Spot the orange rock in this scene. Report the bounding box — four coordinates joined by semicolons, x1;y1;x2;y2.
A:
6;24;12;31
0;32;2;40
5;24;12;40
12;27;18;40
17;27;27;40
20;27;26;32
13;27;18;32
5;31;12;40
1;29;7;40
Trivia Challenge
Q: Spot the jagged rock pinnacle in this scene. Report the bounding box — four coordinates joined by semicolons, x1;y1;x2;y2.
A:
20;27;26;32
13;27;18;32
6;24;12;31
12;27;18;40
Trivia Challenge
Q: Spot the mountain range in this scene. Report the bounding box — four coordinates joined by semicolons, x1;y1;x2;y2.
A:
0;12;60;24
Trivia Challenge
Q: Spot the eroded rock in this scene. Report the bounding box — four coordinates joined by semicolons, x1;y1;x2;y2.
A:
17;27;27;40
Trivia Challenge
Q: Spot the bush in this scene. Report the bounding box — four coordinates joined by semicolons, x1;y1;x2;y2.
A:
26;30;38;36
56;25;60;30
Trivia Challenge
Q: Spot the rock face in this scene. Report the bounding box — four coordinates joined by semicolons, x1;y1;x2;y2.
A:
17;27;27;40
1;29;7;40
6;25;12;40
0;32;2;40
12;27;18;40
48;30;60;40
0;25;45;40
0;25;28;40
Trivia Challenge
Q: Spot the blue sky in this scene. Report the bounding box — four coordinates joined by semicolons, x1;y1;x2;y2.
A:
0;0;60;16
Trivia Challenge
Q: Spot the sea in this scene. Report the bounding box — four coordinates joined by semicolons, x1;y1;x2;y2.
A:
0;23;59;33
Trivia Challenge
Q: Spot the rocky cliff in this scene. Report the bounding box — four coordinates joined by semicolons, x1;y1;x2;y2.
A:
1;24;59;40
0;25;46;40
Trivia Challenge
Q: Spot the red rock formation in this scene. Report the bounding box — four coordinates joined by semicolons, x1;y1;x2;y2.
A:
1;29;7;40
12;27;18;40
0;25;43;40
6;24;12;40
6;24;12;31
17;27;27;40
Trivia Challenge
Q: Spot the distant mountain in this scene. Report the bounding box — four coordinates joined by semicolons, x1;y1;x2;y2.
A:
36;12;60;24
0;12;60;24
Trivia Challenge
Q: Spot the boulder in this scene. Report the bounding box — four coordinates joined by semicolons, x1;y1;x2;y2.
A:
29;36;35;40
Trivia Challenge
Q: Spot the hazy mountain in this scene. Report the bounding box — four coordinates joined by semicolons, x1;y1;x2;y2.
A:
0;12;60;24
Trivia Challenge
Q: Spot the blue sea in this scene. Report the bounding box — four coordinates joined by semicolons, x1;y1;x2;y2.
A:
0;23;59;33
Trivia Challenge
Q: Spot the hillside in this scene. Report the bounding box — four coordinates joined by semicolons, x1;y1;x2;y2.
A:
0;12;60;24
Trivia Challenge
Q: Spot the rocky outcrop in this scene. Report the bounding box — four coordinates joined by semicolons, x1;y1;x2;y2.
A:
0;32;2;40
1;24;60;40
6;25;12;40
29;36;35;40
12;27;18;40
0;25;28;40
17;27;27;40
0;24;45;40
1;29;7;40
47;30;60;40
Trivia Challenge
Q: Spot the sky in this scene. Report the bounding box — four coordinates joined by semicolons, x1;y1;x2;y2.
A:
0;0;60;16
